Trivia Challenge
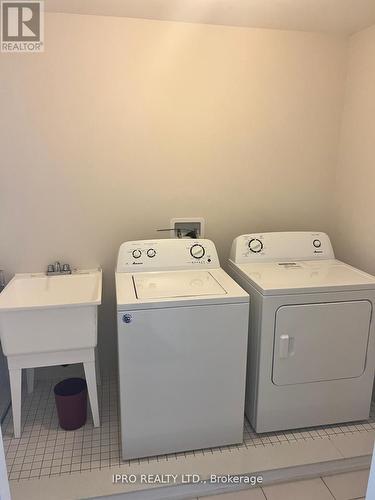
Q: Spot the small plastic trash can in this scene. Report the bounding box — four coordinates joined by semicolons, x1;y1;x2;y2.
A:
54;378;87;431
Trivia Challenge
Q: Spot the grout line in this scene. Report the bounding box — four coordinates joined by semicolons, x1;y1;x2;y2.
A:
259;486;268;499
321;475;337;499
318;477;336;499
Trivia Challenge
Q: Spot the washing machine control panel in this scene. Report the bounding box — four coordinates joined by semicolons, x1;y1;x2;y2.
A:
117;239;220;272
230;232;335;263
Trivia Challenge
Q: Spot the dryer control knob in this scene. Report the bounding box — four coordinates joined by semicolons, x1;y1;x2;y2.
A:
249;238;263;253
313;239;322;248
190;244;205;259
147;248;156;258
132;249;142;259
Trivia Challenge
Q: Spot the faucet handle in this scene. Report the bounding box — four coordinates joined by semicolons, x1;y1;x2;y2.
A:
47;264;54;273
62;264;71;272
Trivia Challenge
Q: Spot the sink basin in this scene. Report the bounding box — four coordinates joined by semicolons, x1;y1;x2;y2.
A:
0;269;102;356
0;269;102;437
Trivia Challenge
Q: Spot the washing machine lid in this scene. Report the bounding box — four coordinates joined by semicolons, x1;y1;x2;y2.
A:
133;270;226;299
116;268;249;310
232;259;375;295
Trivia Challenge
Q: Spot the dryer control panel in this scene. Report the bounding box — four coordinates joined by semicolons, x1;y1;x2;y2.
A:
116;239;220;272
229;232;335;264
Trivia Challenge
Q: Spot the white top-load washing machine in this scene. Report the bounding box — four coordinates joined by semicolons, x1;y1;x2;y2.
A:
228;231;375;433
115;238;249;460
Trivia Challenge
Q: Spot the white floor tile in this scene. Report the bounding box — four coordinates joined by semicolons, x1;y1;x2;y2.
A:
322;469;370;500
199;488;265;499
329;432;375;458
262;478;333;500
3;375;375;484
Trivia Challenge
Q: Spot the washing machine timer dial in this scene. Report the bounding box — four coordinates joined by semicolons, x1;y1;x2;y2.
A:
313;239;322;248
190;244;205;259
147;248;156;258
248;238;263;253
132;249;142;259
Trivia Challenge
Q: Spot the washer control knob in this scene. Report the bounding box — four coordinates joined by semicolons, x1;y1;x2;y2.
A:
313;239;322;248
249;238;263;253
190;244;205;259
147;248;156;258
132;249;142;259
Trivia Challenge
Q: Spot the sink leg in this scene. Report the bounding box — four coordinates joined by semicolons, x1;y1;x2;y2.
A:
95;351;101;386
9;369;22;438
84;361;100;427
26;368;34;394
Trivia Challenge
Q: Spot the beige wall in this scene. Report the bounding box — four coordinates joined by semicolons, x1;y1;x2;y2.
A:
331;25;375;274
0;14;346;367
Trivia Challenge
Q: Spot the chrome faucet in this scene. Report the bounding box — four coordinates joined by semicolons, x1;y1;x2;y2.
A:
46;262;72;275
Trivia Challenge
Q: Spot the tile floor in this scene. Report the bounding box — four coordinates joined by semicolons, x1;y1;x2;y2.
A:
2;373;375;483
197;469;370;499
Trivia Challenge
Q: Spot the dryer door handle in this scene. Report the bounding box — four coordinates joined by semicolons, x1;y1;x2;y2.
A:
279;334;294;358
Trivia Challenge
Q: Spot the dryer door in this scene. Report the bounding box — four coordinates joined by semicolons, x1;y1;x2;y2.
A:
272;300;371;386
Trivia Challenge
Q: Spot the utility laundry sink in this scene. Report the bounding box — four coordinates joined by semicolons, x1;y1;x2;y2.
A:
0;269;101;356
0;268;102;437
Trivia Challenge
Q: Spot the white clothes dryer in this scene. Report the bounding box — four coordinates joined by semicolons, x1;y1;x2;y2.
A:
228;231;375;433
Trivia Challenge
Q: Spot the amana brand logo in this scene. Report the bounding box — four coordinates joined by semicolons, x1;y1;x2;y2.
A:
1;0;44;52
